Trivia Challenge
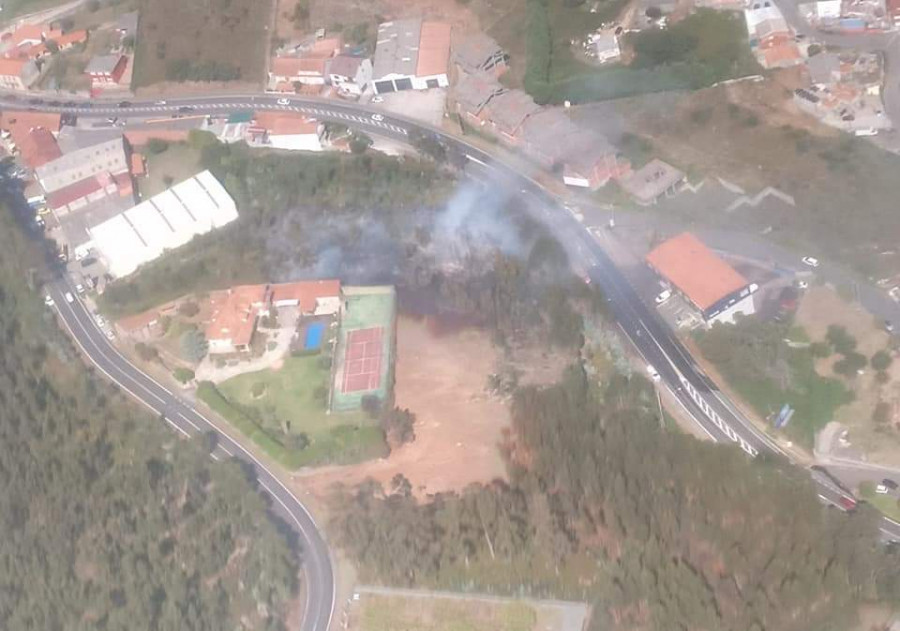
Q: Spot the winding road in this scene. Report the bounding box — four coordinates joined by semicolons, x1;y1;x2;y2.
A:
12;90;900;631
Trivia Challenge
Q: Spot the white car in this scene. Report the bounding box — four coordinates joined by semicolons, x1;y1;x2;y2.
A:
64;292;74;304
655;289;672;304
43;294;54;307
75;283;84;294
277;98;291;106
646;364;661;383
154;100;167;105
105;329;116;341
801;256;819;268
876;483;889;494
797;280;809;289
371;113;384;122
371;96;384;104
95;315;107;328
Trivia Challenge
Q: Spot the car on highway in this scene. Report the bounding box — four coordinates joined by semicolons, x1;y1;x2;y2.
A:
886;320;895;333
371;113;384;122
43;294;54;307
118;101;132;108
105;329;116;341
64;292;74;304
27;97;42;105
646;364;661;382
75;283;84;295
801;256;820;267
95;315;106;328
839;495;858;510
178;105;194;113
155;100;167;105
276;97;291;106
655;289;672;304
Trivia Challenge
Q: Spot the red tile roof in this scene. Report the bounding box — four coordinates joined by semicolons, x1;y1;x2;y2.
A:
206;284;268;348
270;280;340;312
123;129;190;145
51;29;87;48
254;110;318;135
130;152;145;176
309;36;343;58
416;22;451;77
271;56;326;78
0;111;62;142
46;176;104;210
18;127;61;168
645;233;748;311
0;57;31;78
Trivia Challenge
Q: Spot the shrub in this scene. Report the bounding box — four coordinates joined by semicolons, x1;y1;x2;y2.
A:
135;342;159;362
834;352;867;377
809;341;832;358
180;329;209;363
871;349;892;372
826;325;856;355
173;367;195;384
146;138;170;155
380;406;416;448
177;300;199;317
349;133;373;154
361;394;382;419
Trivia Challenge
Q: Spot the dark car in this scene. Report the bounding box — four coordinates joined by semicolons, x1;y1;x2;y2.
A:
47;100;61;106
883;479;899;490
177;105;194;113
63;101;77;107
118;101;132;108
27;97;42;105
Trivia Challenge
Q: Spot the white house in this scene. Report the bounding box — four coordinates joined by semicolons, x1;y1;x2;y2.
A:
327;55;373;96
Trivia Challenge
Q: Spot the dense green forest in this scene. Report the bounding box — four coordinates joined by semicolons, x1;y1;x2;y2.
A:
0;203;297;629
332;364;900;629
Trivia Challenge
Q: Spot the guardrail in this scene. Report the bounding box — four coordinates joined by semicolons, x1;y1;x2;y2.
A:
678;371;760;457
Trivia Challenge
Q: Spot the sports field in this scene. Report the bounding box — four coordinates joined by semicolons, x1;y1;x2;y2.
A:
331;286;395;411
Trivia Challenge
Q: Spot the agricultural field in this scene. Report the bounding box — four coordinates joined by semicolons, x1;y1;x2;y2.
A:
133;0;270;88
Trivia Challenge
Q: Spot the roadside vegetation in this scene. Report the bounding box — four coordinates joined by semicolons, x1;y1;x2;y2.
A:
521;3;756;103
332;361;900;629
0;203;297;629
694;318;852;447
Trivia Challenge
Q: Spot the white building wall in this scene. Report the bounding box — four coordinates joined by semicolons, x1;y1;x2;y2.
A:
268;133;322;152
709;293;756;325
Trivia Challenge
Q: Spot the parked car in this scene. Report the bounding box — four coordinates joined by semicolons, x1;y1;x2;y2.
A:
95;315;106;328
276;97;291;106
64;292;74;304
797;279;809;289
655;289;672;305
886;320;895;333
877;484;890;494
801;256;819;267
43;294;54;307
105;329;116;341
883;478;898;490
75;283;84;294
371;95;384;103
646;364;661;383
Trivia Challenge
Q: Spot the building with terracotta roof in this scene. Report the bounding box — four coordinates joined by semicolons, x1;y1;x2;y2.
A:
372;18;451;94
251;111;322;151
206;285;270;353
0;57;39;90
0;110;62;150
327;55;372;95
270;56;328;86
646;232;757;324
18;127;61;169
270;280;341;314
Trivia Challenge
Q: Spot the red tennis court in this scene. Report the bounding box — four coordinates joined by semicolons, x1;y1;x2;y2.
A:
341;327;383;393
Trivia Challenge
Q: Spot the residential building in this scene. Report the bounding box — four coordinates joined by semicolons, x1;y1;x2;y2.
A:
619;159;685;204
36;136;129;195
591;32;621;63
0;58;39;90
453;72;506;122
87;170;239;278
646;232;757;325
481;89;541;143
562;140;630;190
0;110;62;146
453;33;508;76
85;54;127;84
270;56;328;86
18;127;61;169
327;55;372;95
745;3;803;69
371;18;451;94
250;111;322;151
270;280;341;314
206;285;270;354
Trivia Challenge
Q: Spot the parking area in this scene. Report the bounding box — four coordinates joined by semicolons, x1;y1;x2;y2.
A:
655;291;704;330
367;88;447;127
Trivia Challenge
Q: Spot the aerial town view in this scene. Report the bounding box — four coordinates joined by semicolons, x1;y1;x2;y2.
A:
4;0;900;628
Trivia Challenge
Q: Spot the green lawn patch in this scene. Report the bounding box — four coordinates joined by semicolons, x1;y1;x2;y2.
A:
695;319;852;448
859;484;900;523
199;356;388;469
140;142;202;198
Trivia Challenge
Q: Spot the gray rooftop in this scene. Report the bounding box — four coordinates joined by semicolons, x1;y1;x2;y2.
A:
620;159;685;204
522;109;589;163
453;33;503;72
373;18;422;79
36;136;127;194
56;126;124;153
593;32;619;53
453;72;506;114
484;89;541;134
85;54;123;75
116;11;138;36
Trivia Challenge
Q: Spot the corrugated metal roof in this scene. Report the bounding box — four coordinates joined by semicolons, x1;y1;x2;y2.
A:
373;18;422;78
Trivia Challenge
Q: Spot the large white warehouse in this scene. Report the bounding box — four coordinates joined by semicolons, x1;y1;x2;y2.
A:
89;170;238;277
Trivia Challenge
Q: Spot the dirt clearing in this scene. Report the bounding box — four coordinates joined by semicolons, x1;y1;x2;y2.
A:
293;315;509;498
795;285;900;465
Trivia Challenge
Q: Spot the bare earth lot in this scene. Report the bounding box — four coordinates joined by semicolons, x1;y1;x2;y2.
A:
134;0;271;89
795;286;900;465
293;315;509;498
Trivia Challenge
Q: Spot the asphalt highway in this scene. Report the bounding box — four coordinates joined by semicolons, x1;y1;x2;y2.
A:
13;89;900;628
45;280;335;631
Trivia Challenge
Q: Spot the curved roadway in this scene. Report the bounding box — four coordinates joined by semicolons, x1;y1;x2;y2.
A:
15;90;900;629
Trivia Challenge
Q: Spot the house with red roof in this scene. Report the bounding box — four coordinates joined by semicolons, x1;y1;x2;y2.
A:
250;111;322;151
0;57;39;90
